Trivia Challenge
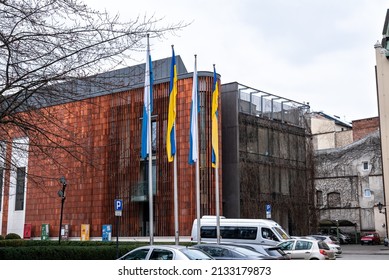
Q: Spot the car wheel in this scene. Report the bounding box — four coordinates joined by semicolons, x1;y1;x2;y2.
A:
361;242;363;245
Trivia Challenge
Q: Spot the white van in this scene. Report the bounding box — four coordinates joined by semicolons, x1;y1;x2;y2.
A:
191;216;291;246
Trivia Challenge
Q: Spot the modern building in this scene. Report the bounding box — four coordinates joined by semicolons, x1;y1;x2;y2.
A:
0;56;222;239
221;82;314;236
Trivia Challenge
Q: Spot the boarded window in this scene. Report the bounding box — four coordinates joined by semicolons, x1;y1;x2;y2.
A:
15;167;26;211
327;192;341;208
316;190;323;206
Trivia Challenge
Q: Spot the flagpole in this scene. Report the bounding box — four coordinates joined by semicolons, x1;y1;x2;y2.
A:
148;102;154;245
215;166;220;244
194;55;201;244
196;148;201;244
212;64;221;245
174;129;179;245
169;45;179;245
145;34;154;245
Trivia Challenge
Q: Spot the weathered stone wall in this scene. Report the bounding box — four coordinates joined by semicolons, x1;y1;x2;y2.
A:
314;131;384;235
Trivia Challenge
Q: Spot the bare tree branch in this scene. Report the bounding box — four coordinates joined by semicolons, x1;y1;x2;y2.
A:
0;0;188;186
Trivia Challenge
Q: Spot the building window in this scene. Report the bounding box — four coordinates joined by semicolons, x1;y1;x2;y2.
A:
327;192;341;208
363;189;371;197
140;160;156;196
15;167;26;211
316;190;323;206
151;120;157;154
363;161;369;170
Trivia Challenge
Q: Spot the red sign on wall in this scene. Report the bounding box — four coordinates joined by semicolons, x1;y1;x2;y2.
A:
23;223;32;239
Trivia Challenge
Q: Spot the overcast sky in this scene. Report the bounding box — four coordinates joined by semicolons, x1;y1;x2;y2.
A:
86;0;388;122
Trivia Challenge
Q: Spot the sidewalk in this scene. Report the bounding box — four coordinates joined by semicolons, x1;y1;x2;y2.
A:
341;244;389;255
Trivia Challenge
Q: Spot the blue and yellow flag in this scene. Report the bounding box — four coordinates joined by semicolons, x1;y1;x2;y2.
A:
140;35;153;159
166;46;177;162
211;65;219;168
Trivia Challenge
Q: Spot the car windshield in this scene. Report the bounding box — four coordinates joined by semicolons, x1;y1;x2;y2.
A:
265;248;284;257
120;248;149;260
180;248;213;260
273;227;291;240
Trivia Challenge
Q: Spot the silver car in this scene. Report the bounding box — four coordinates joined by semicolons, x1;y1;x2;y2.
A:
307;235;342;256
278;238;336;260
118;245;214;260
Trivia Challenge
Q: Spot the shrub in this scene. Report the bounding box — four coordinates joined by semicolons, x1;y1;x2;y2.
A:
5;233;22;240
0;235;4;240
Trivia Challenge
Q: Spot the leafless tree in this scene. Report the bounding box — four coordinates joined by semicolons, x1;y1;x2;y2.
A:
0;0;186;183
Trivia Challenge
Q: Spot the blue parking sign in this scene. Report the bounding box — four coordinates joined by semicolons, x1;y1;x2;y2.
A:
114;199;123;211
266;204;271;219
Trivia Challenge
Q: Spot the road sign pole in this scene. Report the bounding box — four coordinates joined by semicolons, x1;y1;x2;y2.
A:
114;199;123;259
116;215;119;258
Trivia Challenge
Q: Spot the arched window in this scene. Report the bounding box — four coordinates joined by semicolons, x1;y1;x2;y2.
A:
327;192;341;208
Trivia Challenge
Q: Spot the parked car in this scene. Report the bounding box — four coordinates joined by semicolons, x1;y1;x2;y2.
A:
360;232;381;245
220;242;291;260
193;243;277;260
308;235;342;256
118;245;214;260
277;238;336;260
384;237;388;247
319;228;352;244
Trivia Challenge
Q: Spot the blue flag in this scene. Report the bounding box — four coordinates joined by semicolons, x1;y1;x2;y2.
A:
141;35;153;159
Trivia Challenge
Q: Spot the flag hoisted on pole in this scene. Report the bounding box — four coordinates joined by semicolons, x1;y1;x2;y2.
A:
189;55;201;244
167;45;179;245
211;65;219;169
140;34;154;245
211;64;221;244
141;34;153;160
189;55;199;165
167;46;178;162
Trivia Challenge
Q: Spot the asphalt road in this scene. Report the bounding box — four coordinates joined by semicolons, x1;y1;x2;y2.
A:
337;243;389;260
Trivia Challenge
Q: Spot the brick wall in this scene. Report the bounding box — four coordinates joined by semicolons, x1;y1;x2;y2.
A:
352;117;379;141
1;73;221;238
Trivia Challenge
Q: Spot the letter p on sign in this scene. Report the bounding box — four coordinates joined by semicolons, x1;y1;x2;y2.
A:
114;199;123;216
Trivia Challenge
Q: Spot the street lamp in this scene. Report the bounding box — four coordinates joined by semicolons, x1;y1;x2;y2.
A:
58;176;67;244
377;202;386;214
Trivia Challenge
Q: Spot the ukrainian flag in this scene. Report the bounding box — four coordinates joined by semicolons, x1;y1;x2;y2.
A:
140;35;153;159
211;65;219;168
166;46;177;162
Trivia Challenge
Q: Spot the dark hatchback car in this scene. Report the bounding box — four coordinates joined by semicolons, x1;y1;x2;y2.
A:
193;244;278;260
